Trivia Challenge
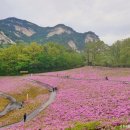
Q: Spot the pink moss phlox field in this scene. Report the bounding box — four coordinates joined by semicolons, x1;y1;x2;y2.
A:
4;67;130;130
37;66;101;79
30;76;62;87
41;80;130;129
0;76;30;93
111;76;130;82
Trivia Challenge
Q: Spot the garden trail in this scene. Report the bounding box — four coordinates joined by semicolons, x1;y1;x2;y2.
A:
0;79;57;129
0;76;130;129
24;78;56;121
35;74;130;128
37;74;130;84
0;92;23;117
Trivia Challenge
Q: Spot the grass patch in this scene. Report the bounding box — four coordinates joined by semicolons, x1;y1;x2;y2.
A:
10;84;48;101
65;121;101;130
0;85;49;127
0;98;9;112
102;70;130;77
65;121;127;130
114;125;127;130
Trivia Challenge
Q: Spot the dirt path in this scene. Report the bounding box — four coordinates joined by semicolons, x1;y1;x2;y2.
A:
0;92;23;117
37;74;130;84
0;79;57;129
25;78;56;121
26;90;56;121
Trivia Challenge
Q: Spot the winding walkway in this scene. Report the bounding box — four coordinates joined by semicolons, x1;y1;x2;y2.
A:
37;74;130;84
25;79;56;121
0;76;129;129
0;92;23;117
0;79;57;129
36;74;130;128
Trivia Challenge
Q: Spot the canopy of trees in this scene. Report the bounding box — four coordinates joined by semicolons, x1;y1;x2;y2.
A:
0;38;130;75
84;38;130;67
0;42;84;75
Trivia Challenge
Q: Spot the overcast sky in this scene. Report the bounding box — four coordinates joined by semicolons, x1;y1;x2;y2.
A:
0;0;130;45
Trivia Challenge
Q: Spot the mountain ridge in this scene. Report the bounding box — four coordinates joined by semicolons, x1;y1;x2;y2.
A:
0;17;99;51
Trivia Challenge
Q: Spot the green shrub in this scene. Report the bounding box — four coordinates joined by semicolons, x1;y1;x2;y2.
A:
65;121;100;130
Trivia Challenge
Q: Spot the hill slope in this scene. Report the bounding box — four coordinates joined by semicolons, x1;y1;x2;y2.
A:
0;17;99;51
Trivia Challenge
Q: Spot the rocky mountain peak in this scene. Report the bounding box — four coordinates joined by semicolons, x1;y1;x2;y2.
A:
47;24;74;37
84;31;99;43
0;31;15;44
0;17;99;50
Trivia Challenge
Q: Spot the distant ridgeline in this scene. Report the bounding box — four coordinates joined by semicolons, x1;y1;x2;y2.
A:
0;17;99;51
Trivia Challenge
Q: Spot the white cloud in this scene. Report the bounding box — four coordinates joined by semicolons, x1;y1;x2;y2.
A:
100;33;130;45
0;0;130;45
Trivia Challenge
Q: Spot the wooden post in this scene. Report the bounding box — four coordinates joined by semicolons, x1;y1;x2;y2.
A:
26;93;29;101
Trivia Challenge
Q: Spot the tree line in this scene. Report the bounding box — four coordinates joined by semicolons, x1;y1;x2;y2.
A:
0;43;84;75
0;38;130;75
84;38;130;67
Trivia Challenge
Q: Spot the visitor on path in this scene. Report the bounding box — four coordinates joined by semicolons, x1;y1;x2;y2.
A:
105;76;108;80
55;87;58;91
20;101;24;108
23;113;27;122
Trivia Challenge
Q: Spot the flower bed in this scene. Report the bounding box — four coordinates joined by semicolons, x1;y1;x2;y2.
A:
4;67;130;130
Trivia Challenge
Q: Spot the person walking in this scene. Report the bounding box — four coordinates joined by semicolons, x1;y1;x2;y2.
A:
23;113;27;122
105;76;108;80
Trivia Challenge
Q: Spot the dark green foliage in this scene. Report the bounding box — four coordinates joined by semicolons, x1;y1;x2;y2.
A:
109;38;130;67
84;40;110;66
84;38;130;67
65;121;100;130
0;42;84;75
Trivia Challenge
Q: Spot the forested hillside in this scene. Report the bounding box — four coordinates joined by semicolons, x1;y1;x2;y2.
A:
0;38;130;75
0;42;84;75
84;38;130;67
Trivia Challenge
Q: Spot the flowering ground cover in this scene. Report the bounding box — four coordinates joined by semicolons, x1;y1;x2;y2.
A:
39;66;130;81
0;76;30;93
0;98;9;112
0;76;29;114
2;67;130;130
0;76;49;127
